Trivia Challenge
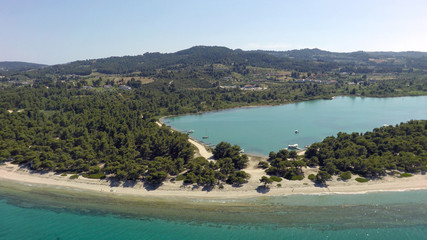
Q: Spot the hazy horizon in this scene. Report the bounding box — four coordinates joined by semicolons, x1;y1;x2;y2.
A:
2;0;427;65
3;46;427;66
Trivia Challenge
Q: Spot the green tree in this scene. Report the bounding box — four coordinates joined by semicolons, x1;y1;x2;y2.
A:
260;176;273;187
316;170;331;184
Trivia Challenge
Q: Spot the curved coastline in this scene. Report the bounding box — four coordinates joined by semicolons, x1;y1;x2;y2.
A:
1;167;427;230
158;94;425;127
163;95;427;157
3;95;427;202
1;162;426;200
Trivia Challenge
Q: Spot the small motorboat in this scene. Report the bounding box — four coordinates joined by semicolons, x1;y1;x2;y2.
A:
288;144;298;149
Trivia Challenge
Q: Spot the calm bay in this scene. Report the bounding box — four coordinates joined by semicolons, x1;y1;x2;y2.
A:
166;96;427;155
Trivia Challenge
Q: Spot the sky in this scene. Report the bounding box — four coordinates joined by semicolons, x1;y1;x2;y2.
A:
1;0;427;64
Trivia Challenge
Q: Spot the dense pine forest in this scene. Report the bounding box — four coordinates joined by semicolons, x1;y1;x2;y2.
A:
306;120;427;179
1;46;426;186
0;88;250;186
264;121;427;183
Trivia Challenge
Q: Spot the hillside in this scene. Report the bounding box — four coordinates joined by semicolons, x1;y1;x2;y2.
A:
0;61;47;71
2;46;427;91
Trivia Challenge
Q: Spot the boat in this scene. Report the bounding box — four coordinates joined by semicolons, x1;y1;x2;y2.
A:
239;149;245;153
288;144;298;149
187;129;194;133
202;128;208;139
295;130;299;134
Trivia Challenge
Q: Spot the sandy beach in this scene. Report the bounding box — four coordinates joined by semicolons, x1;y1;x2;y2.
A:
1;157;426;200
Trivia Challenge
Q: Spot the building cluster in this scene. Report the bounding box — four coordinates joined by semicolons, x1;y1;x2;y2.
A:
294;79;337;84
240;84;265;90
219;84;266;91
119;85;132;90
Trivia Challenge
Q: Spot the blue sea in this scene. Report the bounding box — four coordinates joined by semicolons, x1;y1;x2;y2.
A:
0;180;426;240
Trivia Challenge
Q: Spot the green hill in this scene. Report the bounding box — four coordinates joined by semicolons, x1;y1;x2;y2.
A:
0;61;47;71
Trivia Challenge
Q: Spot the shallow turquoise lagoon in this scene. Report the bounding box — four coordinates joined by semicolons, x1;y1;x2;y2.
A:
166;96;427;155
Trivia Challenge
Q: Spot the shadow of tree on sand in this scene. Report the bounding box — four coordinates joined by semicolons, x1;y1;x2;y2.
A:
108;178;121;187
143;181;163;191
314;182;328;188
202;185;215;192
256;186;270;194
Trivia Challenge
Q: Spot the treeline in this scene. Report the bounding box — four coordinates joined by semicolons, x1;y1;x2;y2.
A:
0;87;252;186
180;142;249;187
304;120;427;178
6;46;427;86
264;149;305;180
15;46;336;76
261;121;427;183
0;92;194;183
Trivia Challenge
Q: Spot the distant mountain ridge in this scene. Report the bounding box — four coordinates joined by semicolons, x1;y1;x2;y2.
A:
255;48;427;62
0;61;47;71
4;46;427;77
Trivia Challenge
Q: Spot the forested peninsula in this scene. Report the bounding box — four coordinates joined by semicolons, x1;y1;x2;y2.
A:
1;46;427;188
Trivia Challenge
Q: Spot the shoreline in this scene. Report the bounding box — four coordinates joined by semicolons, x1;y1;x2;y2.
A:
157;95;336;126
158;95;425;125
159;95;427;158
4;96;426;201
1;162;426;200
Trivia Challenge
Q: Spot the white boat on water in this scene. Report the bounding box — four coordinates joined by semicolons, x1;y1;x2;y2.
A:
288;144;298;149
187;129;194;133
295;130;299;134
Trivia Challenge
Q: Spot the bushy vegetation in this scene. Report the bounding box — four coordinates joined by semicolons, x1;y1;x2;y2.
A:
260;176;273;187
0;90;195;184
257;161;269;169
269;176;282;182
0;89;249;186
339;171;352;180
355;177;369;183
69;174;79;179
265;149;305;180
181;143;249;187
304;121;427;178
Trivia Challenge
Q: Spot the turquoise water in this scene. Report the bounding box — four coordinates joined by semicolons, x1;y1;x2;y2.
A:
166;96;427;155
2;96;427;239
1;181;426;240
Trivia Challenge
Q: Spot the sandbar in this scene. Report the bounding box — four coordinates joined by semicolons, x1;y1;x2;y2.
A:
1;158;426;200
